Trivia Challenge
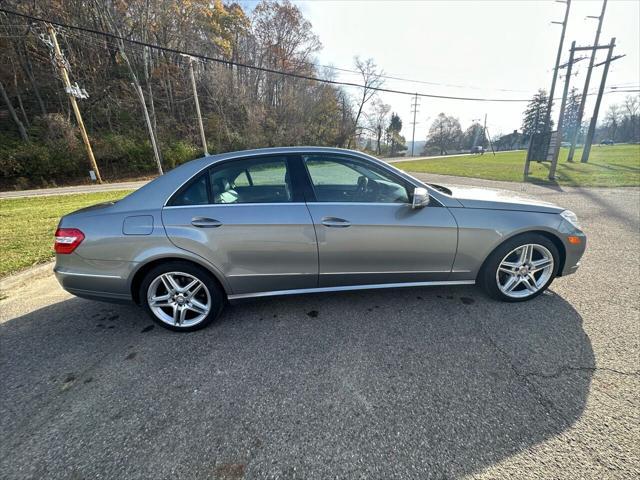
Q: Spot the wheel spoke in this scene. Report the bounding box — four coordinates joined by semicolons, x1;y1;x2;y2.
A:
172;304;180;325
182;278;199;293
522;274;538;292
187;282;203;298
162;274;181;293
179;306;188;324
519;245;533;264
499;266;517;275
501;261;520;269
503;275;520;292
531;258;552;272
150;300;172;308
189;299;208;314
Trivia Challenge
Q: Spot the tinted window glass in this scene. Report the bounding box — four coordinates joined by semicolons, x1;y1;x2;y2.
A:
209;156;292;204
169;173;209;206
303;155;409;203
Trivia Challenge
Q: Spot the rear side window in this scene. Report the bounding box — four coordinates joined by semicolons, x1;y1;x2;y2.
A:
168;156;293;206
168;173;209;206
209;157;291;204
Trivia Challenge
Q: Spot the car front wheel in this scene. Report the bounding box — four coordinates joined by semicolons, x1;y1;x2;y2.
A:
140;261;224;331
480;233;560;302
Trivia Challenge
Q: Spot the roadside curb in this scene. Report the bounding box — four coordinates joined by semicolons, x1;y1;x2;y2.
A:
0;261;55;293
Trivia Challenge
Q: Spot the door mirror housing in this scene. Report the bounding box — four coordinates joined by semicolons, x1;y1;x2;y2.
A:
412;187;430;209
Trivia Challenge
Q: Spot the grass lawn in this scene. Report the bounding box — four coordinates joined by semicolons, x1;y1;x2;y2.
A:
0;190;133;278
395;144;640;187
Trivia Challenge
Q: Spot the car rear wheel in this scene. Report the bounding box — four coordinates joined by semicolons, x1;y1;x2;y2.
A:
480;233;560;302
140;261;224;331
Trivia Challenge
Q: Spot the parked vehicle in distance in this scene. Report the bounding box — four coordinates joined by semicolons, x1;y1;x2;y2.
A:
54;147;586;331
600;139;615;145
470;145;485;154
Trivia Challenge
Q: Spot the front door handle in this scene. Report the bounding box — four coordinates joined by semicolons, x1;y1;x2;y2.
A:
191;217;222;228
321;217;351;228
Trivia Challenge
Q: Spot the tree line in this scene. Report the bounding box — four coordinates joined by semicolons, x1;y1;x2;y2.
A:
421;89;639;157
0;0;407;188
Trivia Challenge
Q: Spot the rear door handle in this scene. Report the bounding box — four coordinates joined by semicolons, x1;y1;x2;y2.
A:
321;217;351;228
191;217;222;228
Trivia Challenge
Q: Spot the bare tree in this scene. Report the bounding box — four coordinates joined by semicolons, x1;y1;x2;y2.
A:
365;99;391;154
0;79;29;141
348;56;383;148
425;113;462;156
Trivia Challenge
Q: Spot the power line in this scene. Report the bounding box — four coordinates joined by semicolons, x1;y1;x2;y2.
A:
0;7;536;103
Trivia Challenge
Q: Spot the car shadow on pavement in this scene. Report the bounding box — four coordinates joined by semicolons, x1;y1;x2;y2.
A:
0;286;594;479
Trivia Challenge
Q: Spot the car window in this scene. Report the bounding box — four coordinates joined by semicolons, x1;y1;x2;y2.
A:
169;172;209;206
209;156;292;204
303;155;409;204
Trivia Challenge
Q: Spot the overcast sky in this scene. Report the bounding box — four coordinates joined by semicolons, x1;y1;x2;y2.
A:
290;0;640;142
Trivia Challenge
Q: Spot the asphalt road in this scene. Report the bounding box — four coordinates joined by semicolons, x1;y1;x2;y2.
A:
1;177;638;479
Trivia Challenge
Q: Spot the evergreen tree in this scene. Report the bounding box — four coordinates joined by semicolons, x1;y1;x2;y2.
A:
562;87;581;141
521;89;552;139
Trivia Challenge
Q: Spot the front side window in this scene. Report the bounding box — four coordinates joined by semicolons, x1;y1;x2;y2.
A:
303;155;410;203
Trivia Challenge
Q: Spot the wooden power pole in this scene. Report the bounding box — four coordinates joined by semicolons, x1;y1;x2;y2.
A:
186;55;208;156
543;0;571;135
410;94;419;156
581;38;619;163
549;41;576;180
567;0;608;162
48;24;102;183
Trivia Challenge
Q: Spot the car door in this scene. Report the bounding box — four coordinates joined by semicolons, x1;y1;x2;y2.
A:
300;153;458;287
162;155;318;295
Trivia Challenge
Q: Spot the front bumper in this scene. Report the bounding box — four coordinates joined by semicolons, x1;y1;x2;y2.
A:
558;223;587;277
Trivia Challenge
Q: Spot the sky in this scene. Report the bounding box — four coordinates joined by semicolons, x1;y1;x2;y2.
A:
289;0;640;143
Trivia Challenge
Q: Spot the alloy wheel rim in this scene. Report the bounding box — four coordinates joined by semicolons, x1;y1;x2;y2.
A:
496;244;554;299
147;272;211;327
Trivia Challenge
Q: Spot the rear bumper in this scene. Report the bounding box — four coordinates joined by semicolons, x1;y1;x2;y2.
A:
54;254;136;303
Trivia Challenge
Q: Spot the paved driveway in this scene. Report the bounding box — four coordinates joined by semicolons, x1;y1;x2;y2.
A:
1;177;638;479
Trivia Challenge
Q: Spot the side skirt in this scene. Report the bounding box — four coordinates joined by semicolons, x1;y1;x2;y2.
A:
227;280;475;301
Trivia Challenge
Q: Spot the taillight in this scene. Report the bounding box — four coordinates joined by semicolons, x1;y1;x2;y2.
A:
54;228;85;254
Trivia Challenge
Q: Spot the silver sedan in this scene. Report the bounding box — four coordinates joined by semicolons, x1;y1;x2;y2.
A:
54;147;586;331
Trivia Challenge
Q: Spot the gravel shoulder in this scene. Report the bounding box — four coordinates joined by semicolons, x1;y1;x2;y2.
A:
1;177;638;479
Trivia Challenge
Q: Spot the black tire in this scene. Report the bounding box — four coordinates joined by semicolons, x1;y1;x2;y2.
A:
479;233;560;302
139;260;224;332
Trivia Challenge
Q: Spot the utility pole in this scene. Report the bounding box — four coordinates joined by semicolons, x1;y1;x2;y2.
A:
549;41;576;180
523;105;540;178
483;114;495;156
185;55;208;156
410;94;419;156
543;0;571;135
47;24;102;183
567;0;608;162
581;38;619;163
133;83;163;175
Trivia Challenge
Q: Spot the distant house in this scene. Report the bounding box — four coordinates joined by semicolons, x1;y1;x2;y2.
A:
494;130;525;151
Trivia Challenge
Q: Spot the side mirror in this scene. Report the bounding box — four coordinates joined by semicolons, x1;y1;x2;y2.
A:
412;187;430;209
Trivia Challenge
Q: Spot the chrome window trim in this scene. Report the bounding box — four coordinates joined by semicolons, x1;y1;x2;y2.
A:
227;280;475;300
162;149;440;208
163;202;307;210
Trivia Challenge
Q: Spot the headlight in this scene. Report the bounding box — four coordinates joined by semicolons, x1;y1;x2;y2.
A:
560;210;580;228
